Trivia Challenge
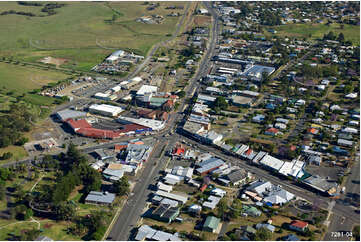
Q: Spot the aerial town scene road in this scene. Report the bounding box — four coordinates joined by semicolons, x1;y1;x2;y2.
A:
0;1;359;241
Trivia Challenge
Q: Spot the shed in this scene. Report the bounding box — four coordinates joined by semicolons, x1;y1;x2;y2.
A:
203;216;221;233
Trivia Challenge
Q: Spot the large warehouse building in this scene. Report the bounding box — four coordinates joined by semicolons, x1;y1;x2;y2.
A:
89;104;124;117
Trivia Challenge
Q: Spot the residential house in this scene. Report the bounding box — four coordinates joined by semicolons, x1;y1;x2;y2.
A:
85;191;115;205
289;220;309;232
203;216;221;233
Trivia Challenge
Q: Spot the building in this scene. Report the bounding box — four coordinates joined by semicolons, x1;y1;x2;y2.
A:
188;204;202;215
150;204;180;223
196;157;225;175
171;166;193;180
243;205;262;217
56;109;87;122
289;220;309;232
259;155;285;171
155;190;188;204
202;195;221;209
252;114;265;123
255;223;276;233
136;85;158;96
302;175;338;196
337;138;353;147
89;104;123;117
85;191;115;205
135;225;181;241
225;169;248;186
281;234;300;241
203;216;221;233
125;144;153;166
118;116;165;131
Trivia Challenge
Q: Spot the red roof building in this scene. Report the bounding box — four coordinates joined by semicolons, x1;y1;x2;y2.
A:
173;145;185;156
289;220;309;232
114;144;128;151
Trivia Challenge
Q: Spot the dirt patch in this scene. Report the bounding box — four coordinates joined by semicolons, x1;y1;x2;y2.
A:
39;56;68;68
194;15;211;27
43;223;53;229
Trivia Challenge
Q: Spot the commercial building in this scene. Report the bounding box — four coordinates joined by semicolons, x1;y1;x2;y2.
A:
89;104;123;117
196;157;225;175
118;116;165;131
56;109;87;122
125;143;153;166
85;191;115;205
302;175;338;196
136;85;158;96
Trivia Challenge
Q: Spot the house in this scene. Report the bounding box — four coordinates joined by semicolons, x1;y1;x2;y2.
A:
85;191;115;205
188;204;202;215
289;220;309;232
337;139;353;147
150;204;180;223
252;114;265;123
275;122;287;130
210;187;226;197
243;205;262;217
135;225;181;241
203;216;221;233
265;128;280;136
196;157;225;175
202;195;221;209
234;225;256;240
171;166;193;180
281;234;300;241
255;223;276;233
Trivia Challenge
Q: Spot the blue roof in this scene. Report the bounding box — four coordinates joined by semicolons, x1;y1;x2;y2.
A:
266;103;276;109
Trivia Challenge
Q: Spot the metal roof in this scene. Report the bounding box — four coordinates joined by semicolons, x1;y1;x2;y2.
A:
85;191;115;204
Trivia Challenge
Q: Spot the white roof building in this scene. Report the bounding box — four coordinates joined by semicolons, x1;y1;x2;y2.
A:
259;155;285;171
157;182;173;193
89;104;123;117
136;85;158;96
155;190;188;204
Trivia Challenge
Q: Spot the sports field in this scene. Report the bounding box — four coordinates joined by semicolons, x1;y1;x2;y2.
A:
0;2;186;72
270;23;360;45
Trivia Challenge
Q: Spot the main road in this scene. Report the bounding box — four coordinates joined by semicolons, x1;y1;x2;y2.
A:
107;2;221;240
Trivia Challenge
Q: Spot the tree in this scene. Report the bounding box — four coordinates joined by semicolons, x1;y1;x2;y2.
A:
254;227;272;241
177;90;186;98
213;96;228;110
113;176;130;196
54;202;76;221
20;229;41;241
0;184;5;201
217;198;227;221
337;32;345;43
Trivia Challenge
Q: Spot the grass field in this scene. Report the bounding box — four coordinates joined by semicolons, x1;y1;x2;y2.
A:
0;1;186;72
0;62;69;94
270;23;360;45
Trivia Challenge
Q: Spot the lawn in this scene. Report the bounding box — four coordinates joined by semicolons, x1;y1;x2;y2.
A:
0;62;69;95
270;23;360;45
0;1;187;72
0;146;28;164
0;221;38;240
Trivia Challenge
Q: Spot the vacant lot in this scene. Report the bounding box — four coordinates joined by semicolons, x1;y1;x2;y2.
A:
0;2;186;72
271;23;360;45
0;62;69;94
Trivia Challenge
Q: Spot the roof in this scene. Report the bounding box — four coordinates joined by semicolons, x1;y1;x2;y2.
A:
56;109;87;121
35;236;53;241
196;158;225;174
227;169;247;183
85;191;115;204
89;104;123;116
66;118;92;130
136;85;158;96
290;220;308;229
282;234;300;241
204;216;220;230
135;225;180;241
259;155;285;171
155;190;188;204
256;223;275;232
